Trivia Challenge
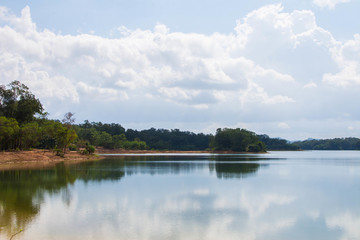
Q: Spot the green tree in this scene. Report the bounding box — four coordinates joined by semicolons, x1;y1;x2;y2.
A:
213;128;265;152
0;81;44;124
60;112;78;154
96;131;113;148
20;122;40;150
0;116;20;150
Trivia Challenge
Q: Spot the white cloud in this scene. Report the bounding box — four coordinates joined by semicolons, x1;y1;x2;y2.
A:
278;122;291;129
323;34;360;86
303;82;317;88
313;0;351;9
0;4;359;139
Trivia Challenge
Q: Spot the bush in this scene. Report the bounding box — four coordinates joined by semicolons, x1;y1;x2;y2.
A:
86;145;96;154
54;147;64;157
69;144;77;151
81;144;96;155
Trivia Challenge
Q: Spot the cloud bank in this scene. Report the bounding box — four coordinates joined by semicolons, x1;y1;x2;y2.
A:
0;4;359;139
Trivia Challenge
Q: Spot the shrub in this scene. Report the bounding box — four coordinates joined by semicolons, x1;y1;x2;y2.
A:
68;144;77;151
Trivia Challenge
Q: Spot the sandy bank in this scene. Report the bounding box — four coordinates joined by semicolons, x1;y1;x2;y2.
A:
0;149;104;170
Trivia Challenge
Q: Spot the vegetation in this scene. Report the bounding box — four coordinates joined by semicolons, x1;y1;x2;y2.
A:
0;81;78;155
258;134;300;150
74;121;147;150
211;128;266;152
125;128;211;150
2;80;360;154
294;137;360;150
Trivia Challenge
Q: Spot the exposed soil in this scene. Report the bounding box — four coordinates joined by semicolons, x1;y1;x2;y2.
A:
0;149;104;170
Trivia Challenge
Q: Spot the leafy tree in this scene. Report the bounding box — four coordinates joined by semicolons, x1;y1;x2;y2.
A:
0;81;44;124
20;122;40;150
96;131;113;148
38;119;77;154
0;116;20;150
213;128;265;152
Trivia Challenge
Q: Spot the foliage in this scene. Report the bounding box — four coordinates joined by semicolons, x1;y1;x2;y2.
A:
68;144;77;151
81;144;96;155
294;137;360;150
0;116;19;150
212;128;266;152
0;80;44;124
125;128;211;150
74;123;148;150
0;82;78;154
258;134;300;150
19;122;40;150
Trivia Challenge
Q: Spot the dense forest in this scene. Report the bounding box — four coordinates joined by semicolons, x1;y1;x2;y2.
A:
294;138;360;150
258;134;300;150
1;81;360;153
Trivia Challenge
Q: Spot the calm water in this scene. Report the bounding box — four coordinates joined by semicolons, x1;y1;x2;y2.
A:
0;151;359;240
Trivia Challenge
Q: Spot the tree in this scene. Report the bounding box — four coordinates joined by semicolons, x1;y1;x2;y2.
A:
60;112;77;154
20;122;40;150
62;112;75;128
39;119;77;155
213;128;265;152
0;81;44;124
0;116;20;150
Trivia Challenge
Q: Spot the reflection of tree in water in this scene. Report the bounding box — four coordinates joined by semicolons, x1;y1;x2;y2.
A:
109;155;207;175
0;161;125;238
0;155;267;237
104;155;266;179
210;162;260;179
208;156;266;179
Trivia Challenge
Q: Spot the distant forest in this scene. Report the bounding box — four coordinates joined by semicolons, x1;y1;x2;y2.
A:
1;80;360;153
73;122;360;151
294;138;360;150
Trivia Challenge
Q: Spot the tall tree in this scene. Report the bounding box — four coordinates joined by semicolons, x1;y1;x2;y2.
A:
0;81;44;124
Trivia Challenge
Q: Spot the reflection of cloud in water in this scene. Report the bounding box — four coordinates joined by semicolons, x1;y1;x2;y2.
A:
19;184;297;240
326;212;360;240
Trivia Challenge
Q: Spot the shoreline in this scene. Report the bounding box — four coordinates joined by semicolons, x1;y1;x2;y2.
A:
96;148;266;155
0;149;267;170
0;149;104;170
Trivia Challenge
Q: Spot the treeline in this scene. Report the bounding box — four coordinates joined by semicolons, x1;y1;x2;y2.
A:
258;134;300;150
294;137;360;150
3;81;360;153
73;125;268;152
74;121;147;150
211;128;266;152
0;81;76;155
74;122;211;151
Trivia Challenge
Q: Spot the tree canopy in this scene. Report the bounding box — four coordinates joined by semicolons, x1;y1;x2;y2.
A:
0;81;44;124
212;128;266;152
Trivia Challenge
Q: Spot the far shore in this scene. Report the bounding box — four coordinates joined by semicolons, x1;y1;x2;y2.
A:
0;149;267;170
96;148;266;155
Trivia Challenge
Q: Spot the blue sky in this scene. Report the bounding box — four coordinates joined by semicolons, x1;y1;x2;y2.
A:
0;0;359;140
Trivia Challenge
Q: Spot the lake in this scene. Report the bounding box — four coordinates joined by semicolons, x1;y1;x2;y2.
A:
0;151;359;240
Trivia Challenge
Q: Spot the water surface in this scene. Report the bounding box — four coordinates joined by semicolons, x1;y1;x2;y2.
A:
0;151;359;240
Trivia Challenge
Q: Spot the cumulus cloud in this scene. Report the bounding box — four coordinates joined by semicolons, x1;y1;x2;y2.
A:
323;34;360;86
313;0;351;9
0;4;359;139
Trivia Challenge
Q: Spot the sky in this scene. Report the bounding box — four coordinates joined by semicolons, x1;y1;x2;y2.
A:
0;0;359;140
